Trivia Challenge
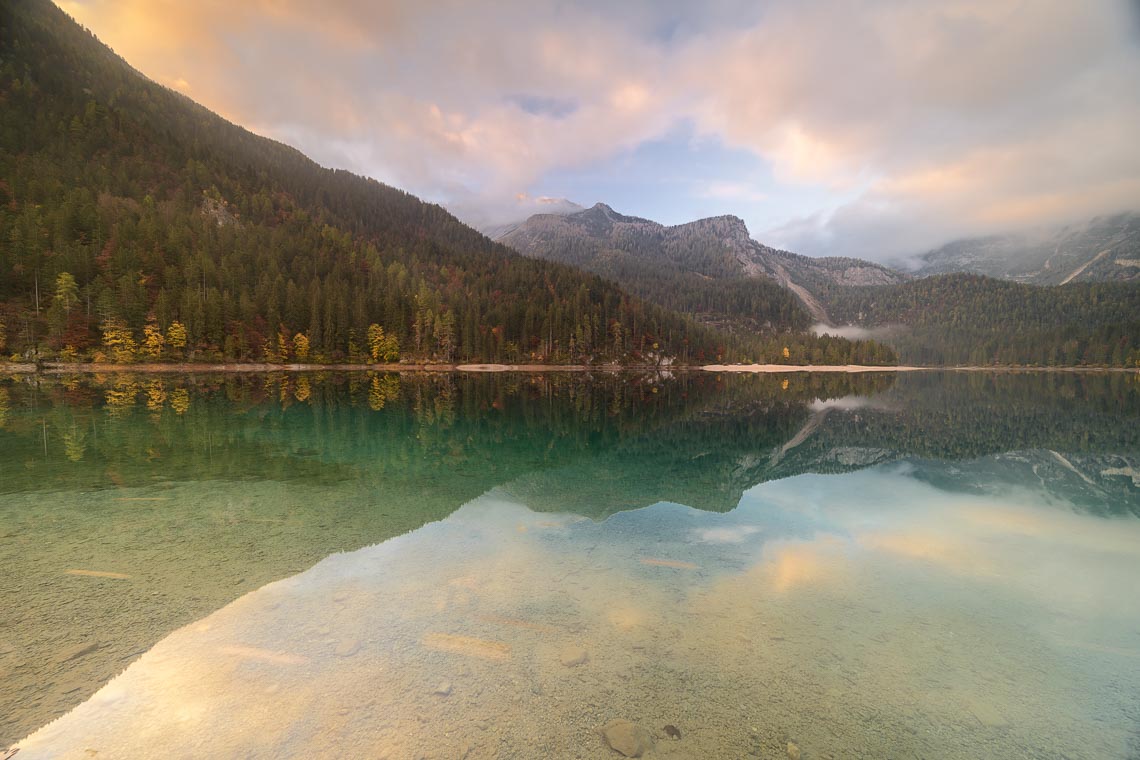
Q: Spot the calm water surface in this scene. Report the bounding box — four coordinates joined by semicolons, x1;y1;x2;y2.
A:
1;371;1138;759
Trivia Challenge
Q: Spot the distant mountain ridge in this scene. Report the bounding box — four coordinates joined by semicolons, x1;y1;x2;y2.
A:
903;212;1140;285
497;202;907;326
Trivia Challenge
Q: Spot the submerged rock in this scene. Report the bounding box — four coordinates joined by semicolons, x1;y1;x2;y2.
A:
333;638;360;657
663;724;681;740
599;719;654;757
559;645;589;667
433;681;453;696
787;740;801;759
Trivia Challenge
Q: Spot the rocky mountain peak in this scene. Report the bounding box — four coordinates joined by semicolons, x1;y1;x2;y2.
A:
497;200;908;326
674;214;751;244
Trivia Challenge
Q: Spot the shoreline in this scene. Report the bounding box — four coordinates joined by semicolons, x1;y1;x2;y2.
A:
700;364;925;373
1;362;1134;375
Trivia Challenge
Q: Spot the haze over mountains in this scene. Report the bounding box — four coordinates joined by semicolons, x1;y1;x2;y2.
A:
900;212;1140;285
494;202;1140;366
480;198;584;242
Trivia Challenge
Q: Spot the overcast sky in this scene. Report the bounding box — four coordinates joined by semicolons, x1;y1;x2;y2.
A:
60;0;1140;260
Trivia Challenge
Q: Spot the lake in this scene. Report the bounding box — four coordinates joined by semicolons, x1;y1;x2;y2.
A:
2;370;1138;759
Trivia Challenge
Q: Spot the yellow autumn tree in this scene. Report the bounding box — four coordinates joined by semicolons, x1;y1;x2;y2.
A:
367;324;399;362
100;319;137;363
276;330;291;363
142;320;166;360
166;321;188;358
292;333;310;361
782;346;791;360
367;323;385;362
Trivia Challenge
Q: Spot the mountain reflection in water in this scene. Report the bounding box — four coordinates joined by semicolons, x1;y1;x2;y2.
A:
2;370;1138;757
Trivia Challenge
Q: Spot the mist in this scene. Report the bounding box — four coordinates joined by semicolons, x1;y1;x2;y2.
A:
810;323;896;341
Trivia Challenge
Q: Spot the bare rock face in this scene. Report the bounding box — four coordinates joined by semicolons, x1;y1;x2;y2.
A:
598;719;655;758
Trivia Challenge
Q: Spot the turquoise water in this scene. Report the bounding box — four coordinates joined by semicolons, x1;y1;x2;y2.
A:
1;371;1138;758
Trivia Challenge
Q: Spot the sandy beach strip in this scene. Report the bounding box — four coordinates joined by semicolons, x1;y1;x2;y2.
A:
700;364;924;373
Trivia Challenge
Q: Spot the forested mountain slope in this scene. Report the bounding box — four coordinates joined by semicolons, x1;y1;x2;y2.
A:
496;201;1139;367
821;273;1140;366
499;203;906;328
0;0;750;365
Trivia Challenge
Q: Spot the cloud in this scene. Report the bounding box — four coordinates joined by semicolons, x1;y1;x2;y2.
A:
693;525;762;544
60;0;1140;256
506;94;579;119
711;1;1140;258
697;181;768;203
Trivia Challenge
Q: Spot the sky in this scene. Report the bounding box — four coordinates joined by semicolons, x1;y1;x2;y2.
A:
59;0;1140;261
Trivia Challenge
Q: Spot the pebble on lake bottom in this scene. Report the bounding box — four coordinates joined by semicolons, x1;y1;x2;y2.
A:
599;719;655;758
333;639;360;657
559;645;589;667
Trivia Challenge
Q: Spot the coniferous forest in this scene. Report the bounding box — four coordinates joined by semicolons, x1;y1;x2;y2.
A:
821;274;1140;367
0;1;895;367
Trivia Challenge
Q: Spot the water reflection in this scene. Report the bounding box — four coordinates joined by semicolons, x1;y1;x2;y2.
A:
2;370;1139;755
15;471;1140;759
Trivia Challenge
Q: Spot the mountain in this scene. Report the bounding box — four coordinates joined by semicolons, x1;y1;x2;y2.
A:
903;212;1140;285
497;202;907;327
0;0;740;365
766;370;1140;515
820;273;1140;366
479;197;584;241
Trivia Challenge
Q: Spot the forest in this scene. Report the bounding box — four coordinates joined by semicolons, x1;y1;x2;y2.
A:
821;273;1140;366
0;0;895;368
